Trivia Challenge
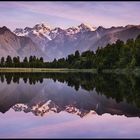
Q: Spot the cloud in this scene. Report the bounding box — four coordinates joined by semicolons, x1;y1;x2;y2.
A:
0;2;140;30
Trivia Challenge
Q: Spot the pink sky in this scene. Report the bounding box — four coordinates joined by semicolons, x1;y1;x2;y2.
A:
1;109;140;138
0;2;140;30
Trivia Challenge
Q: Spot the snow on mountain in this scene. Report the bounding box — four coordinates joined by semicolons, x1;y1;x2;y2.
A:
14;23;54;52
14;23;52;39
14;23;96;39
78;23;96;32
13;23;97;60
66;27;79;35
13;23;140;61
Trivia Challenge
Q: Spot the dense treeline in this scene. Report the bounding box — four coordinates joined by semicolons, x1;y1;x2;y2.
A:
0;56;44;68
1;34;140;69
47;34;140;70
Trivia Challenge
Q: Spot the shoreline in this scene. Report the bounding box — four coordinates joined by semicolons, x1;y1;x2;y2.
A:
0;68;140;75
0;68;97;73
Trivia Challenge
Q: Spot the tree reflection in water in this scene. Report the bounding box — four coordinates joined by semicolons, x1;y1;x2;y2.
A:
0;72;140;117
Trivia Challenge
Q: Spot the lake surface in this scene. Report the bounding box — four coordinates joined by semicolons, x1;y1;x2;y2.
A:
0;72;140;138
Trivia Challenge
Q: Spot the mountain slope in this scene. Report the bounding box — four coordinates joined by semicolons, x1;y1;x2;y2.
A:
90;25;140;50
14;23;98;60
14;23;140;61
0;26;45;59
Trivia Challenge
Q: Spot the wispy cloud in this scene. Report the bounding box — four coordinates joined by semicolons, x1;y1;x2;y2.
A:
0;2;140;30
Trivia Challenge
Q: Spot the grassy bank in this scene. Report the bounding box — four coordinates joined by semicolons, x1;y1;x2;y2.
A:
0;68;97;73
0;67;140;76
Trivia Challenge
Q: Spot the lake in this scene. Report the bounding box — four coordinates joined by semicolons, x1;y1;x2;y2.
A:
0;72;140;138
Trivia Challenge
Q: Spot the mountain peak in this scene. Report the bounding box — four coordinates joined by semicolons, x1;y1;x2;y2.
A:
78;23;96;31
0;26;11;34
0;26;8;30
96;26;106;32
24;27;32;31
125;24;140;29
33;23;52;31
14;28;24;33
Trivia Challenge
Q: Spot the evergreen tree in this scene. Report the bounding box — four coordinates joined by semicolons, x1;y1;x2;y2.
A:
23;57;28;63
0;57;5;67
13;56;20;67
40;57;44;63
5;55;12;67
75;50;80;58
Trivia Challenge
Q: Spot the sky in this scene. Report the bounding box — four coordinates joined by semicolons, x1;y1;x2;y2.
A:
0;1;140;31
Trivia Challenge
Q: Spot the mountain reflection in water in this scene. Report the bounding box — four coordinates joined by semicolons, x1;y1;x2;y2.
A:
0;72;140;118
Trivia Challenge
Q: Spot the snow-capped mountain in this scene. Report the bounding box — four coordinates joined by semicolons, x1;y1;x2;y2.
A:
14;23;51;37
14;23;53;52
78;23;97;32
0;22;140;61
14;23;96;39
13;23;140;61
13;23;98;60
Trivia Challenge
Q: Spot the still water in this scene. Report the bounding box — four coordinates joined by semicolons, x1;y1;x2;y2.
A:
0;72;140;138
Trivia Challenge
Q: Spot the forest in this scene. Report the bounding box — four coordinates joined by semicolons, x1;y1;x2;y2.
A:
1;34;140;70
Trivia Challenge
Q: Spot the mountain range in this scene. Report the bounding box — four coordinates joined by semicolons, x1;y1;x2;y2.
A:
0;23;140;61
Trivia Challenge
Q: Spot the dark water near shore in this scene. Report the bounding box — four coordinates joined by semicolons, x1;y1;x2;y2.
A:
0;72;140;138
